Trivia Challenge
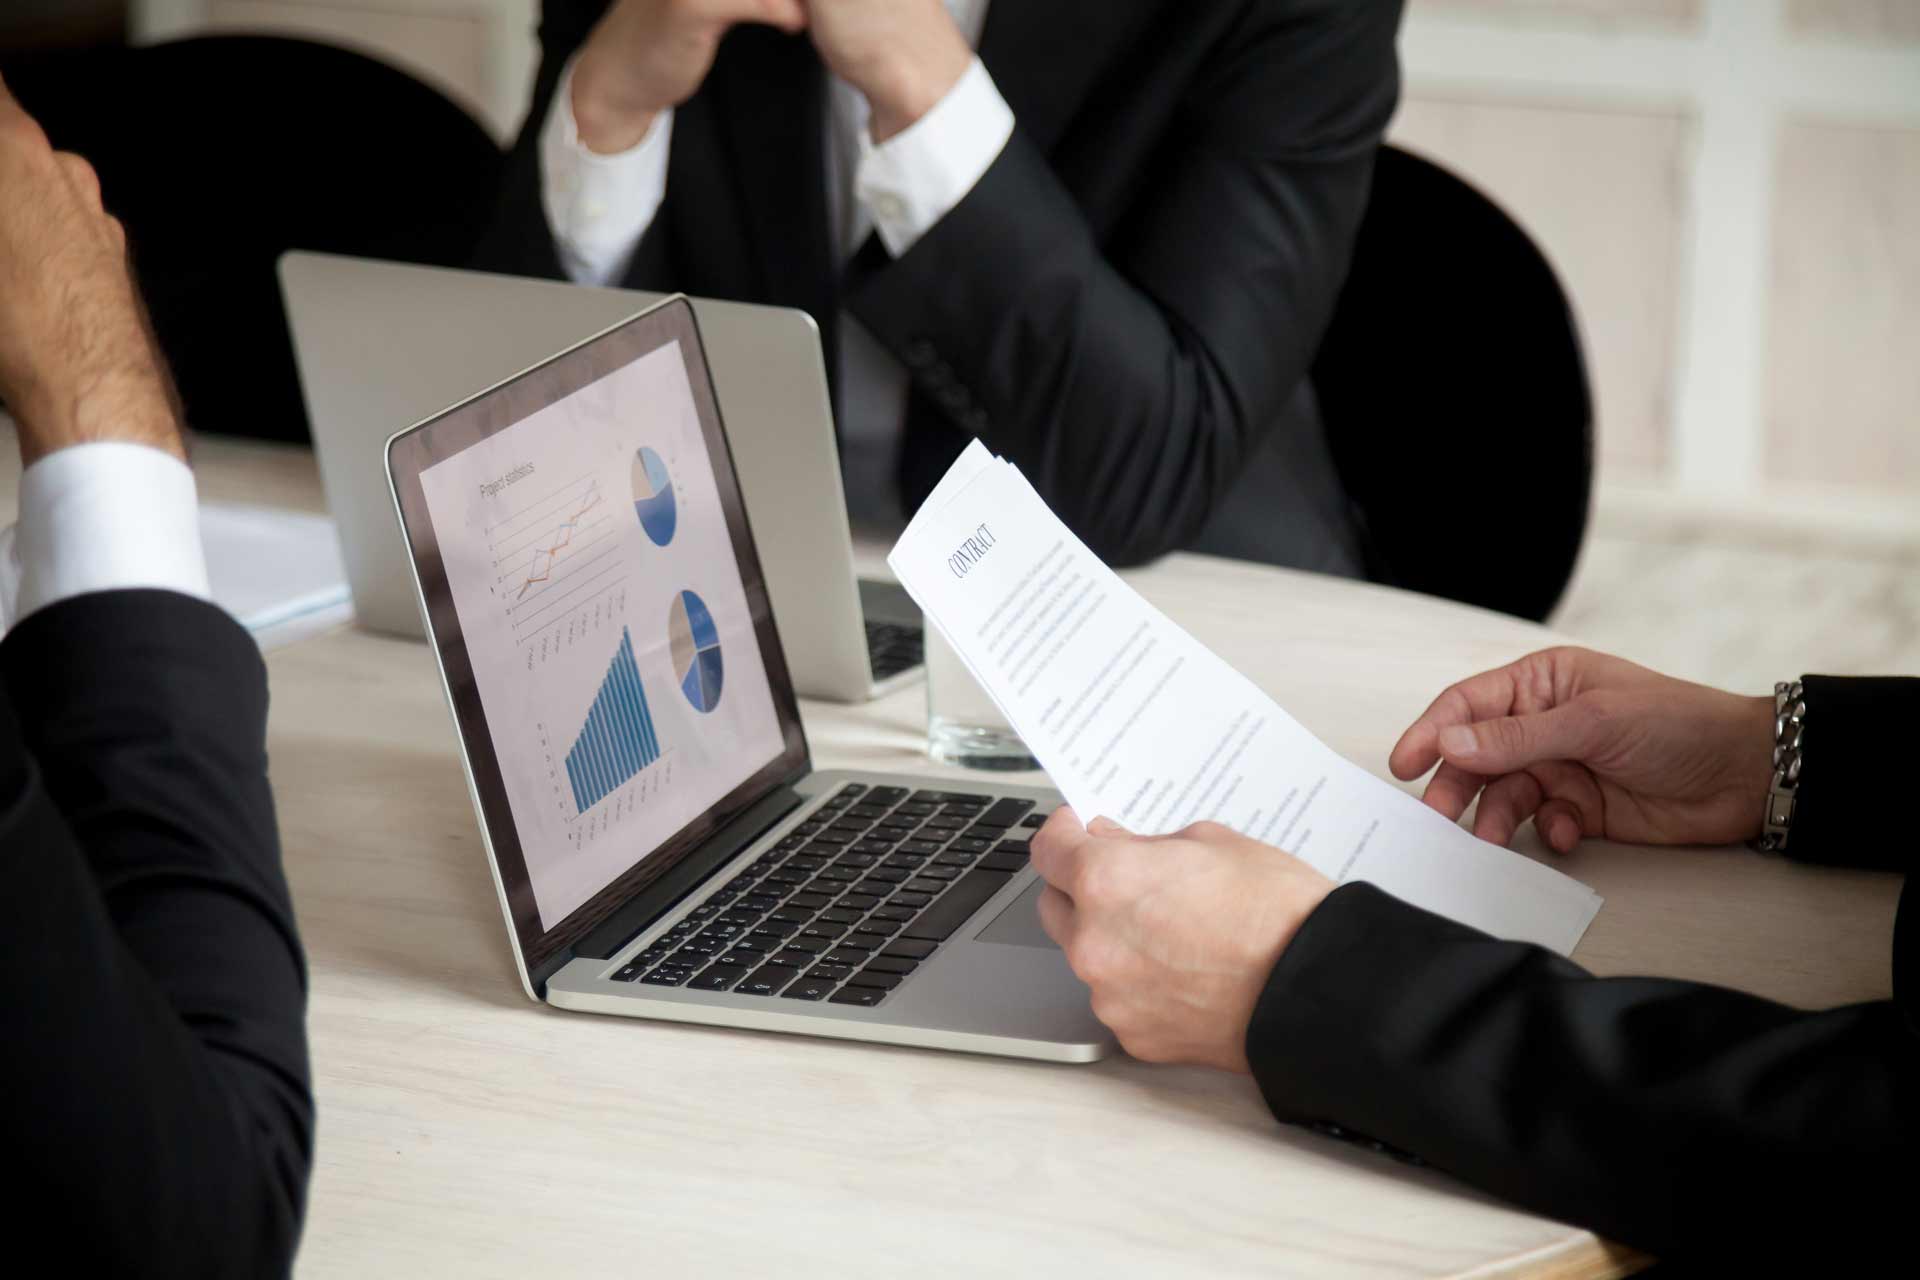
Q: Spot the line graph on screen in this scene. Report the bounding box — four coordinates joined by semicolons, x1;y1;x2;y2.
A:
487;471;623;646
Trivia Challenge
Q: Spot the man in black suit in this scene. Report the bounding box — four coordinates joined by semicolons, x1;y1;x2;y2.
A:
479;0;1405;570
1029;647;1910;1266
0;79;312;1274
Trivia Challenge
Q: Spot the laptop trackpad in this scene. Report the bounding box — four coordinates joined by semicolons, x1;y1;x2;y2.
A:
973;879;1058;950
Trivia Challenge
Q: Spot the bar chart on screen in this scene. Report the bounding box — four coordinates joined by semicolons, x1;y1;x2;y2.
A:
560;626;666;818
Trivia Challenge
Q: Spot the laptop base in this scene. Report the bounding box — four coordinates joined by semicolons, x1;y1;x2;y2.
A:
544;770;1110;1064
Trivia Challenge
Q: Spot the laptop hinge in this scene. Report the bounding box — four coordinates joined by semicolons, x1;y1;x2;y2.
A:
567;784;808;965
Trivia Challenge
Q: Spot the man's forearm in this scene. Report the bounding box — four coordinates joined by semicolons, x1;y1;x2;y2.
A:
846;130;1283;565
0;594;312;1274
847;1;1401;565
1248;882;1913;1265
473;0;617;282
539;54;673;286
569;32;662;153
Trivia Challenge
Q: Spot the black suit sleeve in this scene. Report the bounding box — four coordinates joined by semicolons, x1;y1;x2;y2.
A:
848;1;1402;565
1245;676;1918;1265
0;591;312;1277
1782;675;1919;873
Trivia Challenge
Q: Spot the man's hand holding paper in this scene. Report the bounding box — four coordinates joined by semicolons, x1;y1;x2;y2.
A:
887;442;1602;953
1027;809;1335;1074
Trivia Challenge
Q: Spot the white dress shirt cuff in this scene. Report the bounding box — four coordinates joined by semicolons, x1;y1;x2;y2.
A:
0;442;210;631
856;57;1015;258
539;54;673;287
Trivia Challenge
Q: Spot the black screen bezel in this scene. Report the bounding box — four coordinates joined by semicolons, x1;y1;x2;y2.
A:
386;297;810;983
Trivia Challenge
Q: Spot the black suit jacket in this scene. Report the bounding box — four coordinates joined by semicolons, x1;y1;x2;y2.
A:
1249;674;1915;1266
0;591;312;1276
479;0;1403;568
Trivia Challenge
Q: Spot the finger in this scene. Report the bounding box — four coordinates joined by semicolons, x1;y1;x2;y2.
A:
1421;761;1490;823
1035;885;1078;950
1089;820;1226;849
1437;699;1608;777
706;0;803;31
1389;664;1526;780
1527;758;1606;838
1389;648;1599;780
1471;770;1546;847
1173;820;1244;847
53;152;103;212
1028;806;1089;894
1533;798;1585;854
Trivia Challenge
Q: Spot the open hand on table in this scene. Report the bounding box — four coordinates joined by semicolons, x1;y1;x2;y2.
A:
1389;646;1775;853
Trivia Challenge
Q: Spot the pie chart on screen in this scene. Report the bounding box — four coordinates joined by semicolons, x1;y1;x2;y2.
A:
631;446;677;546
669;589;724;713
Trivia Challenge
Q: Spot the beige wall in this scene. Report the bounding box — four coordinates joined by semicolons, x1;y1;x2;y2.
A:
1421;0;1702;30
1765;121;1920;492
1389;98;1690;480
1788;0;1920;44
1398;0;1920;525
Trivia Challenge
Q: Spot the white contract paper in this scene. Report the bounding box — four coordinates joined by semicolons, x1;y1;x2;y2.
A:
887;443;1601;953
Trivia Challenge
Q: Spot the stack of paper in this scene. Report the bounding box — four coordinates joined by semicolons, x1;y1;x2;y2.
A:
200;503;353;650
887;443;1601;954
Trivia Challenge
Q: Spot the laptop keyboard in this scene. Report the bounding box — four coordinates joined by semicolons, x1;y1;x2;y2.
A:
866;621;924;682
610;785;1049;1007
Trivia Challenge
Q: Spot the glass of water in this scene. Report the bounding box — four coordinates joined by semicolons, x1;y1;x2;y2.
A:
924;628;1039;771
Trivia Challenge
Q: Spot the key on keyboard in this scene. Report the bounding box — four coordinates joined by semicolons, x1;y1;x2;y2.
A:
866;621;925;681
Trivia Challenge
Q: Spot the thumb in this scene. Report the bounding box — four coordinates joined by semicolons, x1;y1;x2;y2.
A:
1437;700;1607;774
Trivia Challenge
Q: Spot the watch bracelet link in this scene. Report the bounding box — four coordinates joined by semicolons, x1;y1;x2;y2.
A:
1754;680;1805;852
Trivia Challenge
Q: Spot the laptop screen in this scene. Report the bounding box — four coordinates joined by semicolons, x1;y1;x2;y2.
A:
388;298;808;979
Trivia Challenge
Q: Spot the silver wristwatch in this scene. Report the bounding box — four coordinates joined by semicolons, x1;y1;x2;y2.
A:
1755;680;1805;852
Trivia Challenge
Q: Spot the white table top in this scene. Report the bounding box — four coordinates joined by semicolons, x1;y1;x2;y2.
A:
5;433;1899;1277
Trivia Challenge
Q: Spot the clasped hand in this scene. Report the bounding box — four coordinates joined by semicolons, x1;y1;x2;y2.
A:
1032;647;1777;1070
572;0;972;152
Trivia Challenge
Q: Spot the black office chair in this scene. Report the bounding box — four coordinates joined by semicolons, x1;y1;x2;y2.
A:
0;35;505;442
1312;145;1594;623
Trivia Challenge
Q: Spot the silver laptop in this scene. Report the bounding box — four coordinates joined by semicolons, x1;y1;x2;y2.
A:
280;251;923;703
386;295;1110;1062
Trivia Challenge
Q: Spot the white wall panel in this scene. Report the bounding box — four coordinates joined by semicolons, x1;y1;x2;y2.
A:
1390;98;1690;481
1765;121;1920;490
